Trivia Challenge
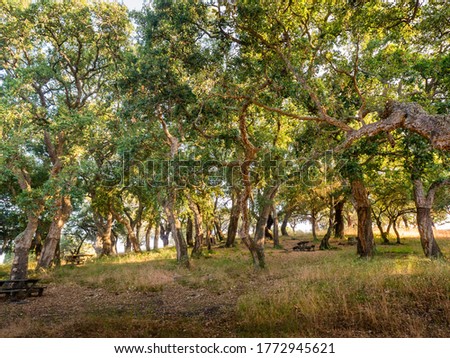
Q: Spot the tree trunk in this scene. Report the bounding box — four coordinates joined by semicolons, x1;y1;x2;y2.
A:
264;213;274;240
186;216;194;247
206;224;212;251
38;195;72;269
160;223;169;247
402;215;409;229
386;219;392;237
290;217;297;233
164;190;190;267
209;223;216;245
272;205;280;247
54;240;61;267
214;219;224;242
112;210;141;253
311;209;318;241
373;212;390;244
145;222;152;251
226;190;241;247
34;231;43;261
239;192;251;242
187;194;204;259
320;197;334;250
416;208;442;258
10;212;40;280
333;200;345;239
158;111;189;266
135;220;142;251
243;185;279;269
125;236;132;253
154;223;160;250
393;218;401;244
412;179;443;259
127;225;140;252
351;179;375;258
111;229;118;255
346;212;353;228
281;208;291;236
101;212;114;256
94;227;103;256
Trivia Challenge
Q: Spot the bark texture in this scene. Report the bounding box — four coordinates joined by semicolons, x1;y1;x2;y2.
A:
112;210;141;253
164;191;190;267
340;101;450;151
226;189;240;247
272;205;280;247
10;169;44;279
38;195;72;269
412;179;447;259
154;223;160;250
11;212;40;280
244;185;279;269
186;194;204;259
334;200;345;239
351;179;375;258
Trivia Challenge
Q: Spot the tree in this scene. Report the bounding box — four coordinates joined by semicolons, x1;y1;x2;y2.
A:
1;0;131;277
402;133;449;259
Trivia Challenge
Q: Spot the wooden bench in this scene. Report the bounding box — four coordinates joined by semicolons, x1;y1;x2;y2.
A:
0;279;47;300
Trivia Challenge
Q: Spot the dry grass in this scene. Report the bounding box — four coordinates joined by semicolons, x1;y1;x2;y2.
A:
0;231;449;337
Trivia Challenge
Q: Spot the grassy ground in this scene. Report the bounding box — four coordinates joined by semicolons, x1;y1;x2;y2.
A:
1;231;449;337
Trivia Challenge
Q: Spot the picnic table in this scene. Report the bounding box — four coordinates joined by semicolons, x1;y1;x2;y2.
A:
293;240;315;252
0;279;46;300
64;254;93;265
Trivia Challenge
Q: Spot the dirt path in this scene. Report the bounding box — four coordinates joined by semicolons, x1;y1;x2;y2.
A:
0;280;243;337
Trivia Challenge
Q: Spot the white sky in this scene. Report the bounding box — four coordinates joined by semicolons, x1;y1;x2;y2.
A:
119;0;145;11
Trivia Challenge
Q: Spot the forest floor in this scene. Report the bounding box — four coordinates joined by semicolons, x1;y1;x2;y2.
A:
1;231;450;338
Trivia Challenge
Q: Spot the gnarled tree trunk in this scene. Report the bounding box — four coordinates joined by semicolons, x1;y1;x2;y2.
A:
351;179;375;258
186;217;194;247
244;185;279;269
38;195;72;269
101;213;114;256
334;200;345;239
112;210;141;253
272;205;280;247
412;179;446;259
164;190;189;267
10;211;41;280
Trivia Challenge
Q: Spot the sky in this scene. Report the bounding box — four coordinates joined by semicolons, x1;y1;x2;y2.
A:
120;0;145;11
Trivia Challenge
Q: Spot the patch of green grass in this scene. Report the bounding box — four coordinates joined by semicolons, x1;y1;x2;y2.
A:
43;247;180;293
0;265;9;278
235;239;450;337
